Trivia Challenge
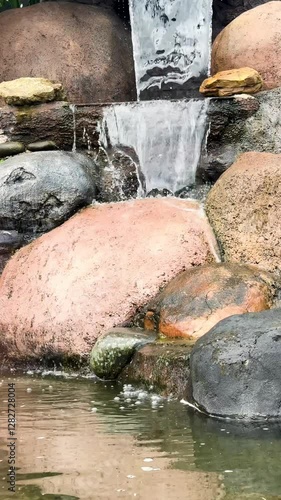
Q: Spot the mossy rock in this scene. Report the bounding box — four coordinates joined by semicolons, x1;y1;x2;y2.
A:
90;327;157;380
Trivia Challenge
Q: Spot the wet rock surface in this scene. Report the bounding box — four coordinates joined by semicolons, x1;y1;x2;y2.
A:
90;327;156;379
190;308;281;419
0;229;23;274
142;263;279;340
120;340;193;398
0;142;25;158
0;198;219;360
0;151;96;234
206;151;281;275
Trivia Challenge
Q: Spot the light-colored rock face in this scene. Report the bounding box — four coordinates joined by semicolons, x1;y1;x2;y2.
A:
144;263;279;340
0;77;65;106
0;2;136;103
212;1;281;90
206;152;281;275
0;198;220;360
199;68;263;97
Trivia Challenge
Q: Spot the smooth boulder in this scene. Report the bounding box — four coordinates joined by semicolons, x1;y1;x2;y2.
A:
212;2;281;90
0;151;96;233
190;308;281;419
90;327;156;379
206;152;281;275
0;198;220;360
0;2;136;103
200;68;263;97
143;263;279;340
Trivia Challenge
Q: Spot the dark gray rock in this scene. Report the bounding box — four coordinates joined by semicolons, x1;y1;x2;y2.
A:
95;147;145;202
0;230;24;274
0;142;25;158
0;151;96;233
90;327;156;379
197;89;281;182
190;308;281;420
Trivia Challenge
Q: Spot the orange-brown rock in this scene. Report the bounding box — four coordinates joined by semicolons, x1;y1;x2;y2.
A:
0;2;136;103
144;263;278;340
206;152;281;275
212;1;281;90
0;198;220;361
199;68;263;97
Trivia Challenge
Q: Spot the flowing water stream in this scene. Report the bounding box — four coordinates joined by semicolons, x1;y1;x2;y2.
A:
1;374;281;500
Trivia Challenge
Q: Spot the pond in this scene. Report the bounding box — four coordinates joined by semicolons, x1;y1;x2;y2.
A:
0;373;280;500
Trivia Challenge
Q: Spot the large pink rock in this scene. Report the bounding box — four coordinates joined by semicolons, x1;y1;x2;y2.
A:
0;198;220;361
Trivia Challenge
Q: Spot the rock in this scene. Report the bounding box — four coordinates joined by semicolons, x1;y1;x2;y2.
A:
95;148;145;202
0;198;220;361
0;142;25;158
90;327;156;379
0;102;103;151
0;2;136;103
206;152;281;275
120;341;193;398
0;78;65;106
0;151;96;233
27;141;58;152
200;68;263;97
212;0;270;41
146;188;173;198
0;230;23;275
198;88;281;182
190;308;281;419
143;263;279;340
212;2;281;90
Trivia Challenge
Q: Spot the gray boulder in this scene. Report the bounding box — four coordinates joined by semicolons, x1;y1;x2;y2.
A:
190;309;281;420
0;151;96;233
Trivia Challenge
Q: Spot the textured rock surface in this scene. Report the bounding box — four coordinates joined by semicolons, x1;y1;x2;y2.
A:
212;2;281;90
0;198;220;360
198;89;281;182
143;263;279;340
0;102;103;151
0;151;96;233
0;78;65;106
120;341;193;398
200;68;263;97
0;2;136;103
190;308;281;419
206;152;281;275
90;327;156;379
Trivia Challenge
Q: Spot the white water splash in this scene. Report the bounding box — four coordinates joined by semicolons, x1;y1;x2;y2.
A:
69;104;77;152
129;0;213;98
98;99;209;193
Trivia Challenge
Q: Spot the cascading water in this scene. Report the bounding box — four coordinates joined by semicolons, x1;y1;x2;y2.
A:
96;0;212;196
128;0;213;100
98;99;208;194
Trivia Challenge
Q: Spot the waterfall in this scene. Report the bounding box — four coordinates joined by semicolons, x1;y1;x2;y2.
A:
128;0;213;100
98;99;209;194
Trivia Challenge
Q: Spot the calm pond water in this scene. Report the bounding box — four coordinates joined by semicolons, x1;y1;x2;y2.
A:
0;373;281;500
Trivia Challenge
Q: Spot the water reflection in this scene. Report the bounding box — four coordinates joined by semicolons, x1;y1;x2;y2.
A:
0;375;280;499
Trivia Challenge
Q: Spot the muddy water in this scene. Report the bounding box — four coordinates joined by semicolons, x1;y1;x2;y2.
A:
0;374;281;500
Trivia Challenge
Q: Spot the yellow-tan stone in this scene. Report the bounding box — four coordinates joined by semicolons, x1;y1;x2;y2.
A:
0;77;66;106
199;68;263;97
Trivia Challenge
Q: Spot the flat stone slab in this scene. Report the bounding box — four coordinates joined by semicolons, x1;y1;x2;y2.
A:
0;77;65;106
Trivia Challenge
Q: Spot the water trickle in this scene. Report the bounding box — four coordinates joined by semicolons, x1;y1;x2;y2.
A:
98;99;209;194
128;0;213;99
69;104;77;153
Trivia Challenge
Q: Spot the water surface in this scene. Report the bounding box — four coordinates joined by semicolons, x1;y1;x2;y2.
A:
0;374;281;500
